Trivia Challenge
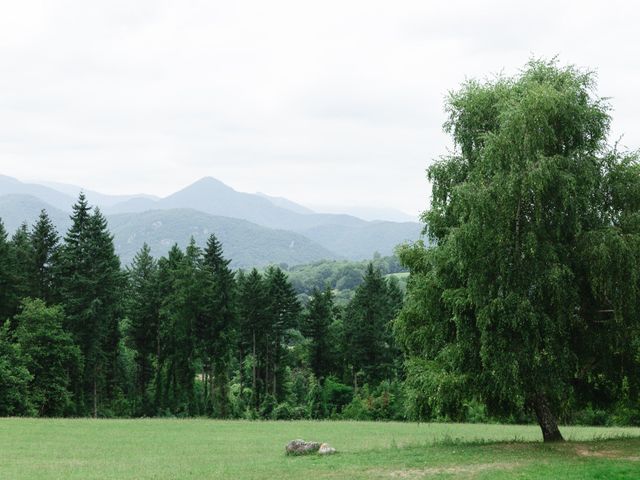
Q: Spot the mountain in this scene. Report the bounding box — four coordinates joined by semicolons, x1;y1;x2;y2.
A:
39;180;158;207
256;192;315;215
105;177;359;228
151;179;423;256
298;221;422;260
0;194;71;233
1;175;424;260
108;209;339;267
311;205;418;222
0;194;339;268
0;175;75;212
106;197;159;214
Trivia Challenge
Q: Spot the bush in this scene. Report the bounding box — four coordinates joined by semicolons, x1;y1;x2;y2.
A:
322;377;353;415
463;399;489;424
342;396;371;420
574;406;611;426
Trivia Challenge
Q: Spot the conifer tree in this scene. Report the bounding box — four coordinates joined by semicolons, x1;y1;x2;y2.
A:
156;244;185;412
344;264;400;387
30;210;60;303
237;269;269;409
58;194;124;416
126;244;160;415
157;241;201;414
10;224;35;308
303;287;334;380
0;221;19;324
88;208;125;404
264;266;300;401
199;234;237;417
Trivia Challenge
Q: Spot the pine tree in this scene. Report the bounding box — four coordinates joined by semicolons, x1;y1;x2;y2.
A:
344;264;400;387
10;224;35;307
57;195;124;416
126;243;160;415
264;266;300;401
157;241;200;415
30;210;60;303
156;244;185;412
199;234;237;417
237;269;269;409
88;208;125;405
303;287;334;380
0;221;19;324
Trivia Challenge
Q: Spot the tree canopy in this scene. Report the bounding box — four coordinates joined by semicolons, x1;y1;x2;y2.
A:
395;59;640;442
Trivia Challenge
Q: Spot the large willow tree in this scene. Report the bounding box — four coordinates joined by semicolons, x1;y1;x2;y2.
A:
396;60;640;442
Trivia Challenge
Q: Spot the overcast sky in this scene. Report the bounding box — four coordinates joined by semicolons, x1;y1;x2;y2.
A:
1;1;639;216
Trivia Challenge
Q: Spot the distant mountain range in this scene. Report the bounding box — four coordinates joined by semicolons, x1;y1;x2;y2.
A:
0;175;423;267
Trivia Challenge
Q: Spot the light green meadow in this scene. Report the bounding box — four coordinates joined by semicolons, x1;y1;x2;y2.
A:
2;419;640;479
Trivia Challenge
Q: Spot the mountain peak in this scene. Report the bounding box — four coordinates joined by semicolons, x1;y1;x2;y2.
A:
191;176;234;190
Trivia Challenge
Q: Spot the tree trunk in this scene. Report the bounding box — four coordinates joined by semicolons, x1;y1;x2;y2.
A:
265;337;270;399
209;363;215;415
252;330;257;408
93;377;97;419
532;393;564;442
353;366;358;395
273;361;277;398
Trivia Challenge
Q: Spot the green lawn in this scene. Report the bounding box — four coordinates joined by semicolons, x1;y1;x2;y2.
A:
1;419;639;479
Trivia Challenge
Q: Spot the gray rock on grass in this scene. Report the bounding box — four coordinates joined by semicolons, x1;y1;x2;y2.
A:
286;439;320;455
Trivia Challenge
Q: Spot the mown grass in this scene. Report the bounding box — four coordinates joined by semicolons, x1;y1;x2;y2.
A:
1;419;639;479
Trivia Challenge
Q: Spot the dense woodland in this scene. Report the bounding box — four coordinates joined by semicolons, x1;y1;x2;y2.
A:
0;197;404;419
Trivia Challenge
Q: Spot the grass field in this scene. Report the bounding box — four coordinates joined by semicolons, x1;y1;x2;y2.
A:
2;419;640;479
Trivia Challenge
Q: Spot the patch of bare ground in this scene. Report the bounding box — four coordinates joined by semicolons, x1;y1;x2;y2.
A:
372;462;521;478
574;447;622;458
574;447;640;461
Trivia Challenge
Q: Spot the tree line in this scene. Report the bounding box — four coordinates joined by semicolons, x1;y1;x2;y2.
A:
0;195;404;418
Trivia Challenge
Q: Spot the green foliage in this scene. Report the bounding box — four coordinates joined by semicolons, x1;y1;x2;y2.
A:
30;210;60;303
200;234;237;418
10;224;35;309
13;299;81;416
287;255;406;303
342;381;406;421
344;263;403;386
126;243;160;416
396;58;640;440
57;196;126;416
321;376;353;416
302;287;334;379
0;322;32;416
0;220;20;324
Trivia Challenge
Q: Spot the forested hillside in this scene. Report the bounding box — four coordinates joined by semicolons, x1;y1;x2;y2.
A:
286;256;407;305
